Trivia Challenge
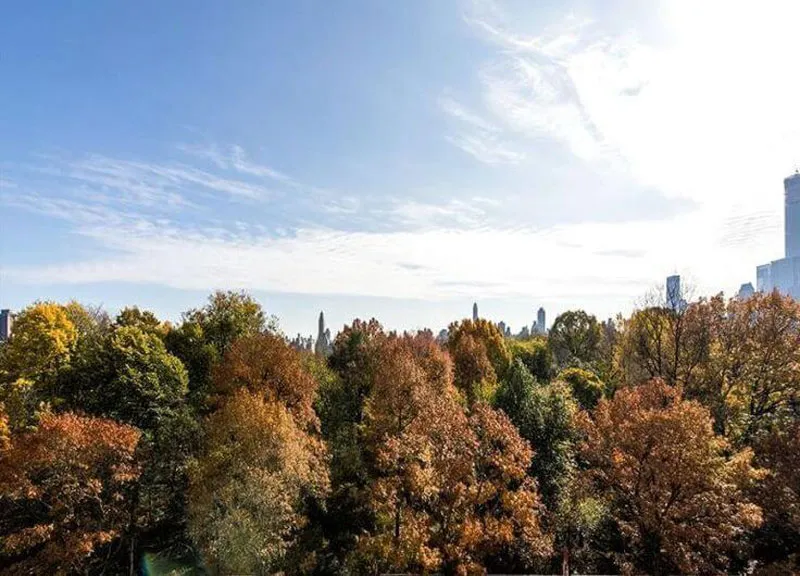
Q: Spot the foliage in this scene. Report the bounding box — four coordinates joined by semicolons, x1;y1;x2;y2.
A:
495;360;580;510
188;390;329;575
0;412;141;575
0;404;9;451
579;379;764;575
616;292;800;443
448;318;511;382
551;475;610;575
507;337;553;382
691;292;800;442
96;325;189;431
615;300;713;390
750;424;800;572
557;366;605;410
115;305;165;335
353;336;550;574
3;289;799;574
315;319;386;572
548;310;602;368
62;300;111;340
183;290;270;357
164;319;217;410
450;332;498;405
0;302;77;388
212;331;319;430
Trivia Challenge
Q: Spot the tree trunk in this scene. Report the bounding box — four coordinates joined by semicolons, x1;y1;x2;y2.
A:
562;546;570;576
129;536;135;576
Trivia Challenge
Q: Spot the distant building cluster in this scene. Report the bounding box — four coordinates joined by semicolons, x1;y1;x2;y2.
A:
755;172;800;299
288;311;332;356
469;302;547;340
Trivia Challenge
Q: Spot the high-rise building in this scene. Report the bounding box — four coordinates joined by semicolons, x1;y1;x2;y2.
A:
785;171;800;258
666;275;683;311
314;311;332;357
0;309;12;342
737;282;755;300
756;172;800;299
472;302;478;322
537;307;546;334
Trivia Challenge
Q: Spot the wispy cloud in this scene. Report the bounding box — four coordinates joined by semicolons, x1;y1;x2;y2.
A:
4;179;770;310
388;198;488;228
178;142;297;185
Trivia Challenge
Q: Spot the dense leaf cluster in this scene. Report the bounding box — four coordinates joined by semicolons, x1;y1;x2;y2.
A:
1;290;799;574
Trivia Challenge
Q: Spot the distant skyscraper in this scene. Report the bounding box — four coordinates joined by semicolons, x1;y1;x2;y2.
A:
0;309;12;342
314;311;332;357
472;302;478;322
737;282;755;300
666;275;683;311
785;171;800;258
537;307;546;334
756;172;800;299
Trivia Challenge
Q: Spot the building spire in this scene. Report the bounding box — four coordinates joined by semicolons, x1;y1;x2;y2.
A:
315;311;331;357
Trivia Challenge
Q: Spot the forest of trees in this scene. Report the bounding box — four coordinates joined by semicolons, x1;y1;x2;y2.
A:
1;290;799;575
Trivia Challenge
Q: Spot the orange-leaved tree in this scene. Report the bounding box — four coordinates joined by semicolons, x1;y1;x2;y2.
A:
579;379;764;575
353;334;550;574
0;412;141;575
212;331;320;430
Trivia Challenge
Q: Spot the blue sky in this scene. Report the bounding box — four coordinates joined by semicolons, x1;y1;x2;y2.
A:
2;0;799;338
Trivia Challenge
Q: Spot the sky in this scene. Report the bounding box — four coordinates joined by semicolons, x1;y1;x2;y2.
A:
2;0;800;338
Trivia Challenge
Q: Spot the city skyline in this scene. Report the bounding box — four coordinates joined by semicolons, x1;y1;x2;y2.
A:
2;1;800;337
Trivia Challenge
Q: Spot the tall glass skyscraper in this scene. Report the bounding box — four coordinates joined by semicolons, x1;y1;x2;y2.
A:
785;172;800;258
756;172;800;299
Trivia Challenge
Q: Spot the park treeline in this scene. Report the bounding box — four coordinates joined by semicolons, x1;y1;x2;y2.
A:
0;290;799;575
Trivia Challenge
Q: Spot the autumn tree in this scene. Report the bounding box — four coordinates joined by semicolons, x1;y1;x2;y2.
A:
0;302;77;415
315;319;387;572
557;367;605;411
353;337;550;574
0;303;78;431
448;319;511;380
548;310;602;369
0;413;141;575
691;292;800;442
450;332;498;405
579;379;764;575
507;337;554;382
615;297;713;390
750;424;800;572
212;331;319;430
468;403;552;572
188;390;329;575
0;302;77;385
183;290;270;357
